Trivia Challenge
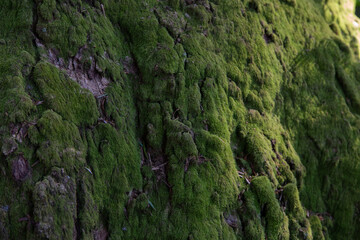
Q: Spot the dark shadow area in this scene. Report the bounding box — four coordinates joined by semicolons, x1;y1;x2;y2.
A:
356;1;360;17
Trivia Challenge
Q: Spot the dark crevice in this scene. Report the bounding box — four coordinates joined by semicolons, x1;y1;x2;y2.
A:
356;3;360;18
75;179;82;240
128;54;144;133
335;68;353;111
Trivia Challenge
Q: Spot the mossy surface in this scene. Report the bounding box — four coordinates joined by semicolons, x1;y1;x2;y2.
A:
1;0;360;239
33;62;99;125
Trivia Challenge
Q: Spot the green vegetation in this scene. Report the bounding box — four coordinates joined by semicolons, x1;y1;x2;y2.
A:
33;62;99;125
1;0;360;239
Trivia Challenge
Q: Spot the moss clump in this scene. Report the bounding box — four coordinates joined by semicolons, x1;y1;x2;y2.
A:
33;61;99;125
37;0;56;22
33;167;76;240
0;50;36;124
249;176;285;240
0;75;35;123
310;215;325;240
30;110;86;171
283;183;305;220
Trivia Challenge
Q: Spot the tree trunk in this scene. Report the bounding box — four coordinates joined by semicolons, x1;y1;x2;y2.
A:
0;0;360;239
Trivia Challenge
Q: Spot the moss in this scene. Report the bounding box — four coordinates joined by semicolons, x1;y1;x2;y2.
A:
144;103;164;149
250;176;285;240
310;215;325;240
283;183;305;220
0;76;34;123
281;0;297;7
33;61;99;125
166;117;198;159
30;110;86;171
33;167;76;240
85;121;143;237
0;49;36;124
245;219;266;240
246;91;265;113
2;0;360;239
335;65;360;113
37;0;56;21
77;173;101;238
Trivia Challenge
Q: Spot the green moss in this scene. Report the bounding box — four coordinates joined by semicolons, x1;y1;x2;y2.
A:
77;173;100;238
37;0;56;21
283;183;305;220
245;219;266;240
33;167;76;240
0;76;35;123
250;176;285;240
2;0;360;239
166;117;198;159
310;215;325;240
144;103;164;149
246;91;265;113
0;49;36;124
281;0;297;7
33;61;99;125
30;110;86;171
335;65;360;113
85;121;143;237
